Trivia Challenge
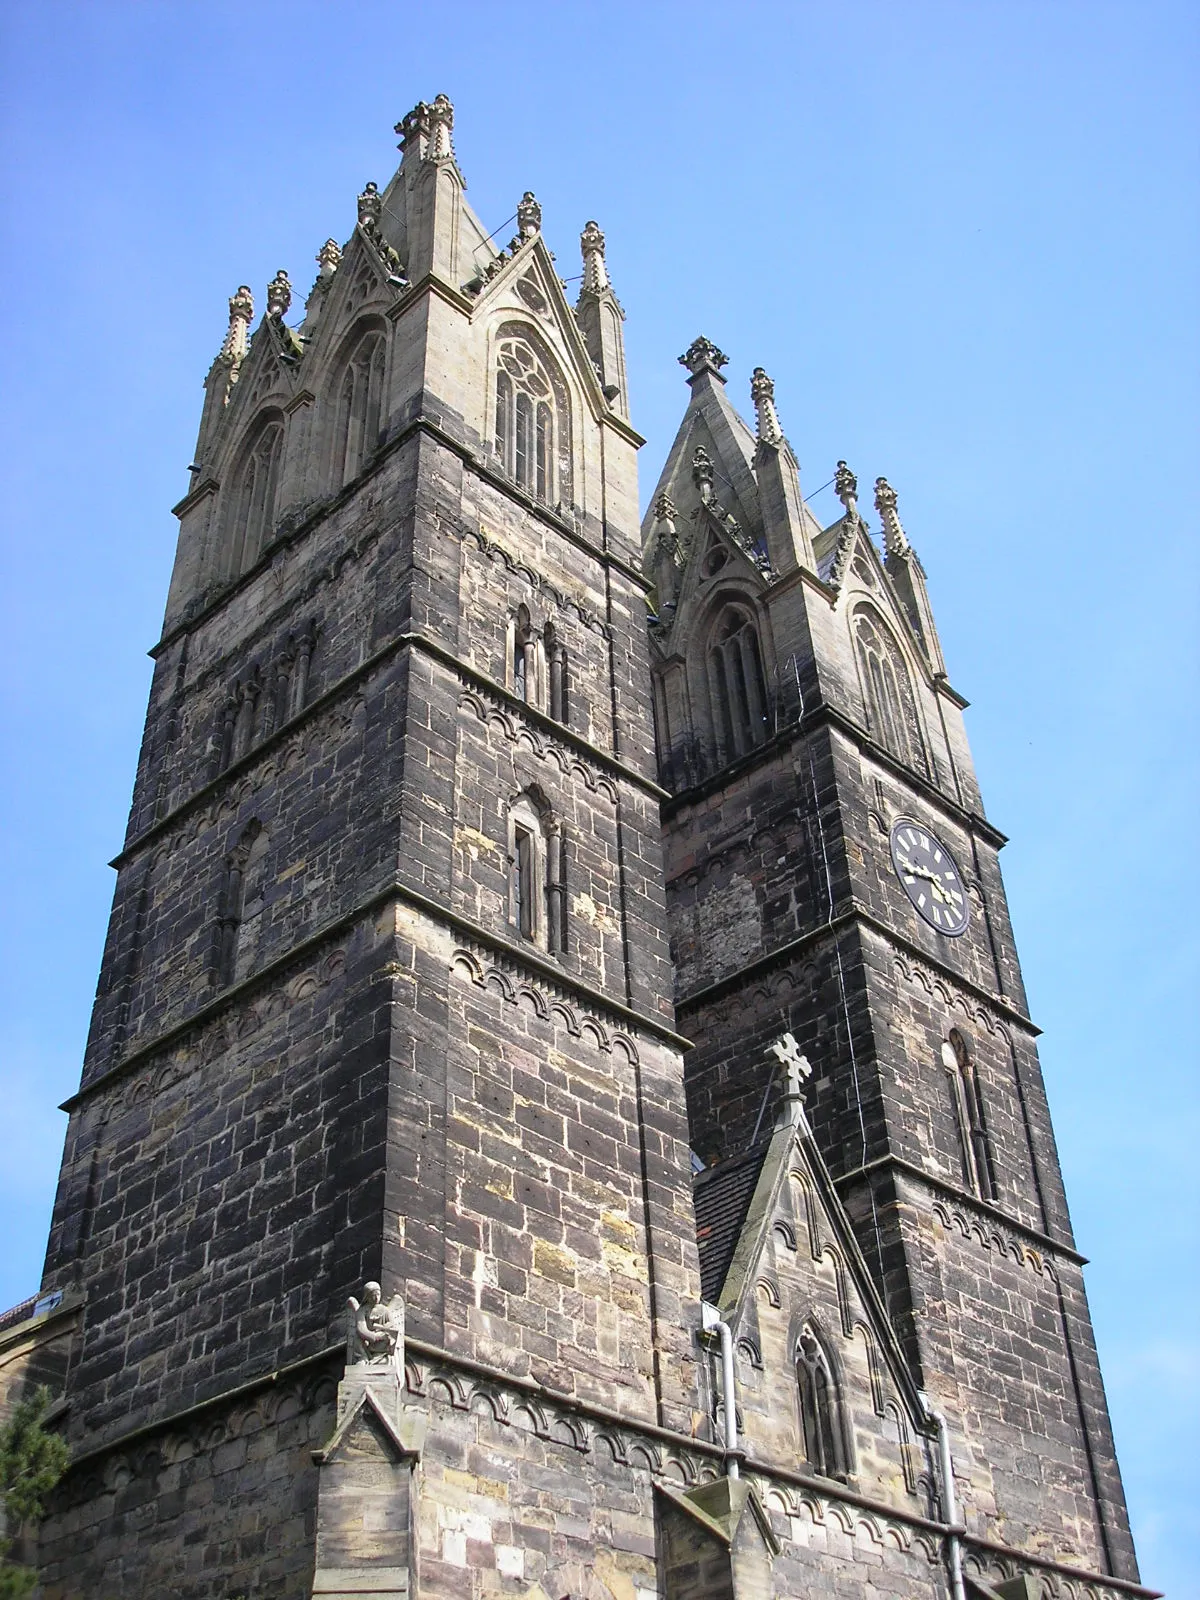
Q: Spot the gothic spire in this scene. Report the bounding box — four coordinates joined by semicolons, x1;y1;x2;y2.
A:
750;368;784;446
874;477;910;557
575;218;628;414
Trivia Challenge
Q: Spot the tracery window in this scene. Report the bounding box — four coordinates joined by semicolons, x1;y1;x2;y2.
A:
707;605;769;762
507;792;567;955
333;328;387;486
796;1326;850;1480
226;418;284;578
853;606;926;772
942;1029;997;1201
494;333;560;502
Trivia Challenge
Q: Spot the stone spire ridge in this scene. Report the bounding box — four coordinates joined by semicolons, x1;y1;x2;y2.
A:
580;221;610;294
517;192;542;242
750;368;784;446
834;460;859;521
219;285;254;362
266;270;292;319
679;337;729;383
874;477;910;556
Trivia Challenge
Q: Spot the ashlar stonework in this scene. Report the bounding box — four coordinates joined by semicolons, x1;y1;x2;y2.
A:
2;96;1151;1600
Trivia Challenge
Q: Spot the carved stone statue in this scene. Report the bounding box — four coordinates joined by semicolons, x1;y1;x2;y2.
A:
346;1281;405;1368
517;191;542;241
266;269;292;320
834;460;859;521
691;446;715;504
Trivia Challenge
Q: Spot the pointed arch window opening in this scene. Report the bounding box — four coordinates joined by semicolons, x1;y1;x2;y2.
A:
227;419;284;579
507;793;567;956
494;333;564;505
796;1326;850;1481
513;605;533;703
334;329;387;487
854;607;927;775
707;606;769;764
942;1031;998;1202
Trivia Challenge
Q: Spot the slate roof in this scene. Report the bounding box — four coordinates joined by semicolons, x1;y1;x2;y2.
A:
692;1142;772;1304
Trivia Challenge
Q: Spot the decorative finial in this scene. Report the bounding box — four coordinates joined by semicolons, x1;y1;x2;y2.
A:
517;192;542;241
750;368;783;445
220;285;254;362
427;93;456;162
767;1031;812;1128
316;239;342;277
691;447;715;504
395;100;432;158
266;270;292;319
834;461;859;520
874;477;910;556
679;337;729;381
358;182;382;233
654;491;677;527
580;220;610;294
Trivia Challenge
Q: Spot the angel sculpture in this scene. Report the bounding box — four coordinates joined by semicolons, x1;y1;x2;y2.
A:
345;1281;405;1370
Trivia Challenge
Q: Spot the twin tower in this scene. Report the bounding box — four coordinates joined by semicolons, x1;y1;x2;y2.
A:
17;97;1145;1600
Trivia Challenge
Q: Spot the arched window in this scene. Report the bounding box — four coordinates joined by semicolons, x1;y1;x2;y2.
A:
544;621;568;725
226;418;284;578
853;607;926;773
511;605;534;703
507;792;566;955
706;605;769;763
332;328;387;486
494;332;562;503
796;1326;850;1480
941;1030;997;1201
216;822;269;985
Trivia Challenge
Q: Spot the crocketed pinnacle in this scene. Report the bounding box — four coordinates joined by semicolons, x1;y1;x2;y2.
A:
580;221;610;294
266;270;292;320
874;477;910;556
219;286;254;362
517;192;542;242
750;367;783;446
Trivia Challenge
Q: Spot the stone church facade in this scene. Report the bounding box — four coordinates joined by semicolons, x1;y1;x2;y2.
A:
4;97;1152;1600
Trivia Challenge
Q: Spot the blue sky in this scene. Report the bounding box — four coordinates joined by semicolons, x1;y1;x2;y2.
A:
0;2;1195;1591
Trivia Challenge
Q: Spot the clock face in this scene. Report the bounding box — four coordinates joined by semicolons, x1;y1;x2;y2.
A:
889;819;970;936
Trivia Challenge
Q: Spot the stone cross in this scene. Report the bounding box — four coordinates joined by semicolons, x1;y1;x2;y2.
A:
767;1032;812;1122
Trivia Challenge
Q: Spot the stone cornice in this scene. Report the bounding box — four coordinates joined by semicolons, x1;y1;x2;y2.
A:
833;1154;1085;1266
114;630;666;871
674;906;1038;1037
63;879;688;1113
662;701;1008;852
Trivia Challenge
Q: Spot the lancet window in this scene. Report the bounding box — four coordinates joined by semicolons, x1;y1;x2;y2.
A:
494;332;562;503
332;328;387;486
216;822;269;986
507;791;567;956
853;606;926;772
226;417;284;578
795;1326;850;1480
707;605;769;762
543;621;569;726
942;1029;997;1201
512;605;534;703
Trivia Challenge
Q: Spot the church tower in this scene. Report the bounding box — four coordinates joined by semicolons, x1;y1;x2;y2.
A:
644;342;1141;1588
8;100;1149;1600
31;99;706;1598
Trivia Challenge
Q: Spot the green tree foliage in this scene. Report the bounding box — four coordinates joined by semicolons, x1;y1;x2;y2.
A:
0;1388;69;1597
